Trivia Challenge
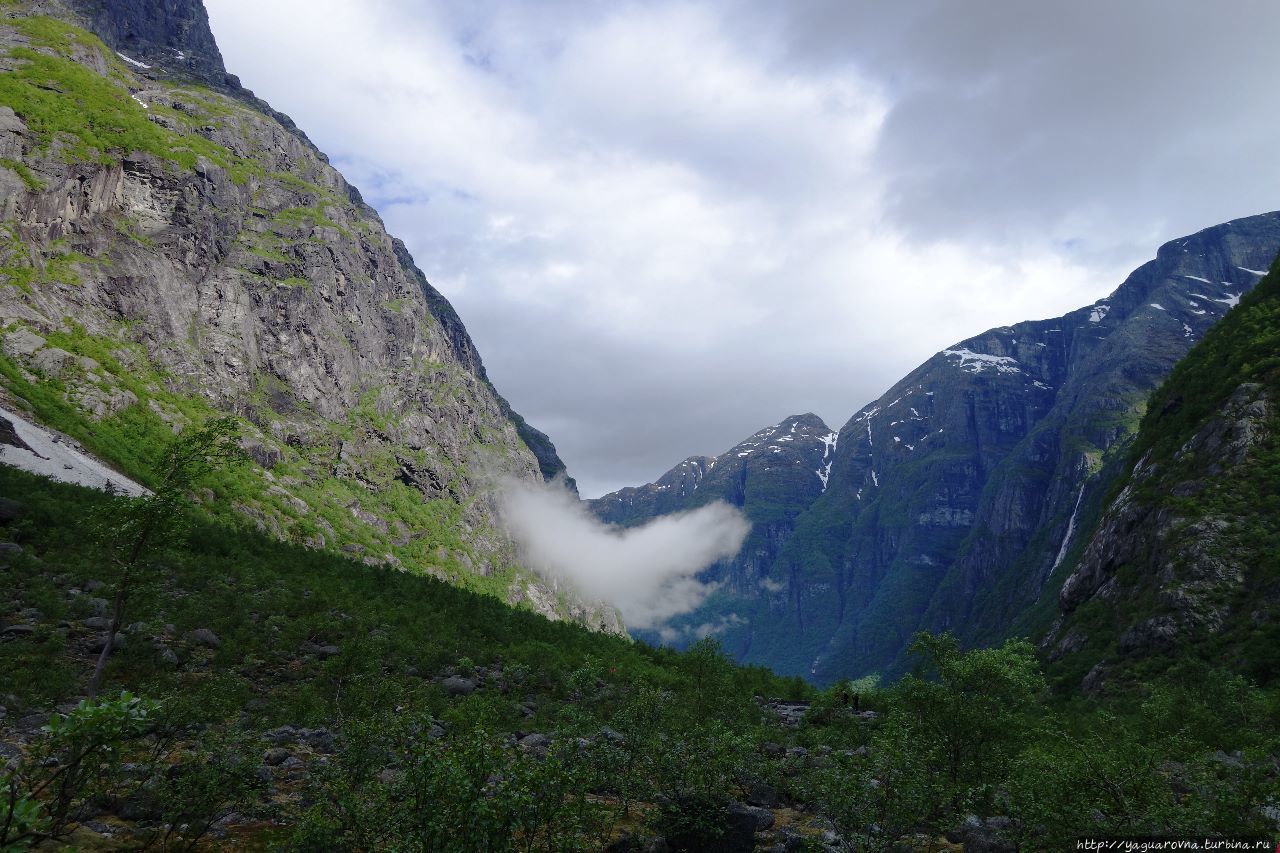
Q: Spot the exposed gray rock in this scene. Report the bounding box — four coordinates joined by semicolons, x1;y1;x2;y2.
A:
263;747;291;766
744;781;780;808
0;2;615;634
518;733;549;755
442;676;477;697
0;498;21;522
188;628;220;648
1060;382;1272;673
89;632;126;653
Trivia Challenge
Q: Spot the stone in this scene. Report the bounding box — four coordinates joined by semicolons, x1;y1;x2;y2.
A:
1;328;44;358
300;640;340;658
263;747;291;766
89;633;126;653
301;728;337;753
16;712;49;731
951;815;1017;853
442;676;477;697
744;781;780;809
82;616;112;630
697;802;772;852
0;499;21;523
188;628;221;648
0;543;22;561
518;733;549;755
728;802;775;832
264;726;298;745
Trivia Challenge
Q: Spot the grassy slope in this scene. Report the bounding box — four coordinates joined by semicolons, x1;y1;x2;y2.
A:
0;464;805;718
1048;257;1280;690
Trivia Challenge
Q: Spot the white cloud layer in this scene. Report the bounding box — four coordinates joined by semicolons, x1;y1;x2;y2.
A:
497;478;749;629
204;0;1280;496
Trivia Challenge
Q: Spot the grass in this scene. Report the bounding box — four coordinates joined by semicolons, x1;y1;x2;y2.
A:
0;157;43;190
0;13;258;181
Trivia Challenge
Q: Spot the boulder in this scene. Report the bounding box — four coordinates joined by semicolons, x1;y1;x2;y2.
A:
0;499;21;523
263;747;291;766
442;676;477;697
744;781;780;809
89;633;126;653
188;628;221;648
519;733;550;755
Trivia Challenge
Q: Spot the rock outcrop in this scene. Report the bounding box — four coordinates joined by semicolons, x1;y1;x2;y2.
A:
0;0;599;626
1046;259;1280;690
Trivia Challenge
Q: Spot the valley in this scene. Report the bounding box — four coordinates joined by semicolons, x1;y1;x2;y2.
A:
0;1;1276;849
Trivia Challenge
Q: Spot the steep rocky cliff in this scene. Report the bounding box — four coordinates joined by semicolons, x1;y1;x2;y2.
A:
1045;257;1280;693
590;413;837;642
0;0;605;627
596;214;1280;679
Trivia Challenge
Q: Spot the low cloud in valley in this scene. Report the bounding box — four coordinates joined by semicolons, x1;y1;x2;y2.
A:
497;478;749;630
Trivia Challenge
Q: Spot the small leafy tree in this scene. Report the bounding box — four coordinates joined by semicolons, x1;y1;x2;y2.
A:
87;416;244;698
0;692;155;849
894;632;1044;809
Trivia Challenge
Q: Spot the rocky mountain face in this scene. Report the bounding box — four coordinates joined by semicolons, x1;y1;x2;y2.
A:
0;0;608;628
595;213;1280;680
1044;258;1280;693
590;413;838;641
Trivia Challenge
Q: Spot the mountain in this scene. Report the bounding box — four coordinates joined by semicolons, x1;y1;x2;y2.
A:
0;1;605;626
593;213;1280;680
589;413;838;640
1045;254;1280;693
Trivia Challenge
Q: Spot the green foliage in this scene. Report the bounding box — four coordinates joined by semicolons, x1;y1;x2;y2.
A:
896;633;1044;793
0;158;42;191
1050;259;1280;689
291;718;604;852
0;692;155;848
3;466;1278;847
0;15;256;178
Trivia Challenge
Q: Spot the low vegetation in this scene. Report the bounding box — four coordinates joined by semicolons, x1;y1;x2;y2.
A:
1;459;1276;850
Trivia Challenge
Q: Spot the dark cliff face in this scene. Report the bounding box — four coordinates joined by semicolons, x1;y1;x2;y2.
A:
595;213;1280;680
56;0;325;180
1043;258;1280;694
66;0;226;82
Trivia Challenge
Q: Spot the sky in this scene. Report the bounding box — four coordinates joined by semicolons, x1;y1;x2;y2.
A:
204;0;1280;498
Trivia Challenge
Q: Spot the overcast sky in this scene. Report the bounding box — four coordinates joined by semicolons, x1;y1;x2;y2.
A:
204;0;1280;497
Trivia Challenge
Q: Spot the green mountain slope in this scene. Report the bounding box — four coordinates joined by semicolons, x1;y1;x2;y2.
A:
1047;256;1280;692
0;3;593;623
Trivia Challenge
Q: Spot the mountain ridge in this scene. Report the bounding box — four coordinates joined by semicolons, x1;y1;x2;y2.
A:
592;212;1280;678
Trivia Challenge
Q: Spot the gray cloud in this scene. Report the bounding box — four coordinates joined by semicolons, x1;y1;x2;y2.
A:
769;0;1280;257
204;0;1280;496
497;478;750;629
